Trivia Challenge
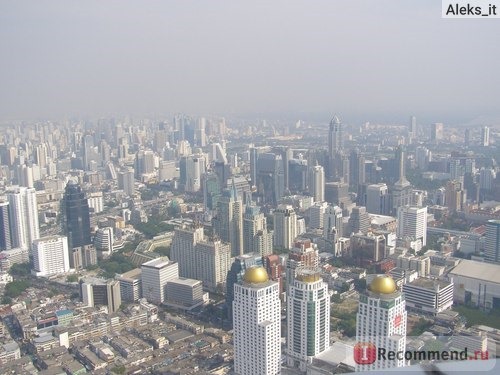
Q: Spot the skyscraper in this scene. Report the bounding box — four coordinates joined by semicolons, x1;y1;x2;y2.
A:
308;164;325;202
170;224;205;279
243;204;272;256
323;205;343;249
0;201;12;250
349;148;366;194
408;115;417;144
485;220;500;264
391;146;412;214
287;268;330;371
6;186;40;251
356;275;407;371
397;206;427;249
256;152;285;205
328;115;343;156
273;204;297;250
233;266;281;375
141;257;179;304
32;235;70;277
63;181;92;251
80;278;122;314
213;184;244;256
286;238;319;285
366;183;390;215
481;126;490;146
118;167;135;196
431;122;444;142
194;238;232;293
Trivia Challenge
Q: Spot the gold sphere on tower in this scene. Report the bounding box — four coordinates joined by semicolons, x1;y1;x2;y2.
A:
369;275;397;294
243;266;269;284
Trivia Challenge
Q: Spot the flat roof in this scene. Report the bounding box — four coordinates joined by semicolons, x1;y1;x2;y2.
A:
169;277;201;287
449;259;500;284
118;268;142;280
408;278;452;289
142;257;171;269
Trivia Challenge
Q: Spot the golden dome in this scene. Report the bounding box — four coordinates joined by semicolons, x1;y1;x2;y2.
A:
369;275;397;294
296;269;321;283
243;266;269;284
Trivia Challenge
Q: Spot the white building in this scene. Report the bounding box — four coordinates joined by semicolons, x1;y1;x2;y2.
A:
87;192;104;213
243;205;272;255
233;266;281;375
309;201;328;230
287;268;330;371
402;278;454;315
32;236;70;277
194;239;231;293
170;225;205;279
397;206;427;248
356;275;407;371
6;186;40;252
308;164;325;203
141;257;179;304
274;204;297;250
323;205;343;239
485;219;500;263
94;227;114;258
117;268;142;302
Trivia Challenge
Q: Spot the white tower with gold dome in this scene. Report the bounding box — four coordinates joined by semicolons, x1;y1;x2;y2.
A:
233;266;281;375
356;275;407;371
287;268;330;372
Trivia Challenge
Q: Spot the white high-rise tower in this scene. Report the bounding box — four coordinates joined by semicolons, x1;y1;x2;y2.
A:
287;268;330;371
308;164;325;203
397;206;427;249
273;204;297;250
233;266;281;375
356;275;407;371
7;186;40;251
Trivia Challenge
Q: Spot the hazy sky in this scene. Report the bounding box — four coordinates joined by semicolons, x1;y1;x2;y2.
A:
1;0;499;123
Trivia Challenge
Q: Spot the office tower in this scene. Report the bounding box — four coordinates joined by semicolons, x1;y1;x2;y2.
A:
444;180;466;212
328;115;343;156
274;204;297;250
82;134;95;171
117;268;142;302
256;152;285;205
286;239;319;285
325;181;350;207
349;149;366;194
397;206;427;248
348;206;371;235
165;278;206;308
63;181;92;252
415;146;431;171
141;257;179;304
485;220;500;263
481;126;490;146
431;122;444;142
35;143;48;168
227;176;252;203
0;201;12;250
309;201;328;230
225;253;264;317
6;186;40;251
184;154;206;193
479;168;496;191
391;146;412;214
80;278;121;313
203;173;221;211
118;167;135;196
94;227;114;258
153;129;167;152
287;268;330;371
323;204;343;242
194;238;232;293
32;235;70;277
233;267;281;375
356;275;407;371
288;157;308;192
243;204;272;256
159;160;176;181
408;115;417;144
366;183;390;215
170;225;205;279
308;164;325;202
213;184;243;256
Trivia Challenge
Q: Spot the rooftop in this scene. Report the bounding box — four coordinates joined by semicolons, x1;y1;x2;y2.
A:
142;257;171;269
449;259;500;284
407;278;453;289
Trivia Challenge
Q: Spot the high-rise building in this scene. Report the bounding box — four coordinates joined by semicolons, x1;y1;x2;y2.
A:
170;225;205;279
308;164;325;202
328;115;343;156
233;267;281;375
6;186;40;251
213;184;243;256
32;235;70;277
348;206;371;235
287;268;330;371
397;206;427;248
286;238;319;285
94;227;114;258
141;257;179;304
309;201;328;230
203;172;221;211
485;220;500;263
263;254;283;295
274;204;297;250
323;205;343;241
408;116;417;144
63;181;92;267
325;181;350;207
185;154;206;193
391;146;412;215
356;275;407;371
431;122;444;142
445;180;466;212
0;201;12;250
117;268;142;302
256;152;285;205
118;167;135;196
349;149;366;194
243;205;272;256
481;126;490;147
366;183;390;215
80;278;121;313
194;238;232;293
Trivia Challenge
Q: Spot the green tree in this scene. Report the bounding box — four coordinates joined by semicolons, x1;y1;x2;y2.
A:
66;275;79;283
5;280;30;298
8;262;31;277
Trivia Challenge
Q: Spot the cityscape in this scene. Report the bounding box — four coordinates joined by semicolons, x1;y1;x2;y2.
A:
1;1;500;375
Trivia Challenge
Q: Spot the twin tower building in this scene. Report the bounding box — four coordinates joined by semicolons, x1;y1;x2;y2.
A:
233;267;406;374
